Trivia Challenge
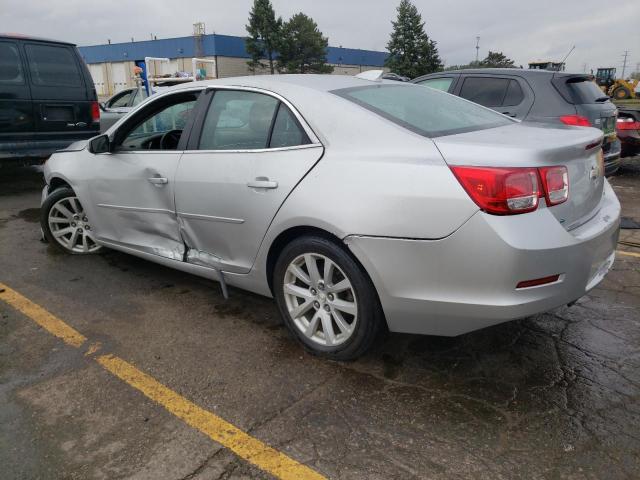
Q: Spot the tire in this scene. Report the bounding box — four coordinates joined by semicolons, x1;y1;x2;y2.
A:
613;86;631;100
40;187;102;255
273;235;384;361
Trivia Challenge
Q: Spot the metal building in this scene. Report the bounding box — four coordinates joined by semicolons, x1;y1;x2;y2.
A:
78;33;389;96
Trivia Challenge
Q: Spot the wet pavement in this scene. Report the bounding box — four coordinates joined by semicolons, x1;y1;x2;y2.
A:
1;160;639;479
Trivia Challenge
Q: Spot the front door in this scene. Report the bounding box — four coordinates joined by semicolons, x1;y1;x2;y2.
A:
175;88;323;273
87;90;201;259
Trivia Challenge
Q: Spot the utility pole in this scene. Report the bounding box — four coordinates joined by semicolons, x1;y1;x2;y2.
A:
475;36;480;64
621;50;629;78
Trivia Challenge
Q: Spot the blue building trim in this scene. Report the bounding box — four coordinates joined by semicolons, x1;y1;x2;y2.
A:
78;34;387;67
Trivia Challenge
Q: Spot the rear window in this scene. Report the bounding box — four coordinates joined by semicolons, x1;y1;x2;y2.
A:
566;79;609;104
459;77;510;107
25;44;82;87
333;84;513;137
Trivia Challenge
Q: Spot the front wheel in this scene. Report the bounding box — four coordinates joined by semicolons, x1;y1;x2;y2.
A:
40;187;102;255
273;236;383;360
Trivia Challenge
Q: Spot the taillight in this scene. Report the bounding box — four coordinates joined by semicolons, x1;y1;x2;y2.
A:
617;117;640;130
559;115;591;127
91;101;100;123
538;166;569;206
450;166;539;215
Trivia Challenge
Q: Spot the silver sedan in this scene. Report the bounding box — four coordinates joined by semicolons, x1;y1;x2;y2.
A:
41;75;620;360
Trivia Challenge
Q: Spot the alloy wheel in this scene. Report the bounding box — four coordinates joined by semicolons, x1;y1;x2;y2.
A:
47;196;101;254
283;253;358;347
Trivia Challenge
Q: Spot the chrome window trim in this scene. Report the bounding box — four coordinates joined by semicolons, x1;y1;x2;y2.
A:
181;143;322;155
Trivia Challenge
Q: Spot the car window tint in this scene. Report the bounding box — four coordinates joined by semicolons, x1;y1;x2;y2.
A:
110;91;132;108
25;44;81;87
200;90;279;150
269;104;310;148
459;77;509;107
334;84;512;138
503;80;524;106
130;100;196;137
0;42;24;84
417;77;453;92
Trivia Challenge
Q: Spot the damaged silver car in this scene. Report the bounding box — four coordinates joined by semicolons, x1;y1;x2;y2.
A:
41;75;620;360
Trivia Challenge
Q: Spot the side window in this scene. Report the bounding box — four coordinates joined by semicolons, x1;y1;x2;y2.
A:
459;77;509;107
130;89;147;106
25;44;81;87
417;77;453;92
503;80;524;106
199;90;278;150
117;94;198;151
0;41;24;84
269;104;310;148
108;91;132;108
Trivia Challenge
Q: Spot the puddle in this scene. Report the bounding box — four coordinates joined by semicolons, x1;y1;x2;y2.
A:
15;208;40;223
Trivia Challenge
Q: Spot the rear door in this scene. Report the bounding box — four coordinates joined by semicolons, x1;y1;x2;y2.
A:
24;42;93;144
455;75;534;119
0;39;34;152
175;88;323;273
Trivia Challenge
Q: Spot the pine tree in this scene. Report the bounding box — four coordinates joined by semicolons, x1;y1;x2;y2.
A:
245;0;281;74
277;13;333;74
385;0;442;78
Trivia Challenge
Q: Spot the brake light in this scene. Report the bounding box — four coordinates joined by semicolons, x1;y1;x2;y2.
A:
617;118;640;130
538;166;569;206
560;115;591;127
450;166;539;215
91;101;100;123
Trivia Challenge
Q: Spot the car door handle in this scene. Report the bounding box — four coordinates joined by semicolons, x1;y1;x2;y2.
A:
147;176;168;186
247;178;278;189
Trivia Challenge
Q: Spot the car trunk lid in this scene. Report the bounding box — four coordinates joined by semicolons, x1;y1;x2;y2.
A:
432;122;605;230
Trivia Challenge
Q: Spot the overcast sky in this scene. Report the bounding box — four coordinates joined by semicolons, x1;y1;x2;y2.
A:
2;0;639;74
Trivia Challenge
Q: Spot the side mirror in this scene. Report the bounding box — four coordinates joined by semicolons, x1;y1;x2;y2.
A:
88;134;111;154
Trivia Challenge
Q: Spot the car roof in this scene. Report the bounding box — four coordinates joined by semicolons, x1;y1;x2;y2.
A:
0;33;76;46
413;68;592;81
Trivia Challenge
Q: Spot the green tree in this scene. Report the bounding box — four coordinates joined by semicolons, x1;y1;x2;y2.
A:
384;0;442;78
277;13;333;74
479;51;515;68
245;0;282;74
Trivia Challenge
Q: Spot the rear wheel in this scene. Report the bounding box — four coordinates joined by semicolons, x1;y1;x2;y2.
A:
273;235;383;360
41;187;102;254
612;86;632;100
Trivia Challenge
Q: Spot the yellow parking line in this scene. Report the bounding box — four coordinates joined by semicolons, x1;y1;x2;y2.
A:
0;283;87;348
97;354;325;480
0;283;326;480
617;250;640;259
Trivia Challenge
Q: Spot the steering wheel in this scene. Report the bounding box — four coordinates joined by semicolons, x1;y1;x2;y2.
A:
160;129;183;150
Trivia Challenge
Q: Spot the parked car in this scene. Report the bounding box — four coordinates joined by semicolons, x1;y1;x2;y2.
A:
617;108;640;157
412;69;622;175
40;75;620;360
99;86;148;132
0;34;99;163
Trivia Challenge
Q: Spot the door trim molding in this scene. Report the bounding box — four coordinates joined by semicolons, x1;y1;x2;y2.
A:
178;212;245;224
97;203;175;215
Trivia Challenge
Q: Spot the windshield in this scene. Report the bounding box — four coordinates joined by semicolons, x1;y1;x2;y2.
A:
333;84;513;137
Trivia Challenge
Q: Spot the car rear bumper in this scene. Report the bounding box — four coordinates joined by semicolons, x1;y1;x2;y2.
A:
345;180;620;336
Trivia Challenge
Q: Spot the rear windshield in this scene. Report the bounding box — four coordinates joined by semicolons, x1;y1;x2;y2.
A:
333;84;513;137
25;43;82;87
567;79;609;105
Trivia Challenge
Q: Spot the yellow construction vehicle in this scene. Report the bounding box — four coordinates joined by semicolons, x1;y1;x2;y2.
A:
595;68;638;100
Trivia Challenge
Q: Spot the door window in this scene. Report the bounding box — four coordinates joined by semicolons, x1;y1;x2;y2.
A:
417;77;453;92
0;42;24;84
130;88;147;106
199;90;279;150
116;93;198;151
459;77;510;107
108;90;133;108
269;104;310;148
25;44;81;87
503;80;524;106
